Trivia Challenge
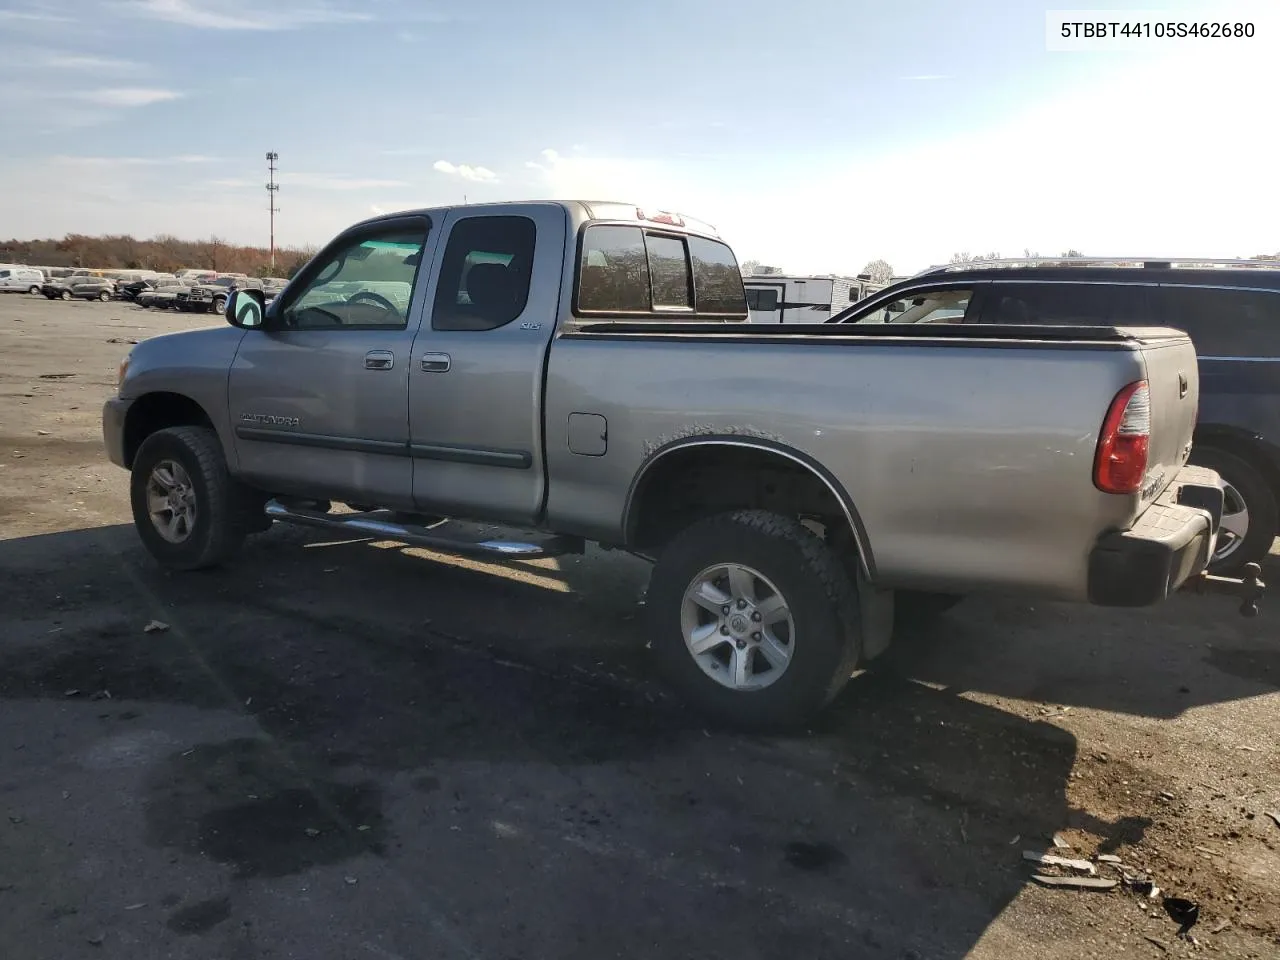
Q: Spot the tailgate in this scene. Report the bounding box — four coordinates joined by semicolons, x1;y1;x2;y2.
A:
1133;329;1200;504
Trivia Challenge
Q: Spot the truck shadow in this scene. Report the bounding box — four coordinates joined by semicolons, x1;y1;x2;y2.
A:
0;522;1250;957
875;550;1279;721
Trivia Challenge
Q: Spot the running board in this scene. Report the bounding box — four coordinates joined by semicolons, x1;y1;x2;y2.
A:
263;499;584;559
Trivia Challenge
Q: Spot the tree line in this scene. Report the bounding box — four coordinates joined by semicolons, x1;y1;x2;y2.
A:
0;233;319;278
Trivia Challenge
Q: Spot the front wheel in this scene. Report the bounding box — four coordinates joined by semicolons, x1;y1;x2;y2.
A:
98;290;110;302
211;295;227;314
60;290;72;301
647;510;862;731
1190;447;1278;574
28;285;40;295
130;426;258;570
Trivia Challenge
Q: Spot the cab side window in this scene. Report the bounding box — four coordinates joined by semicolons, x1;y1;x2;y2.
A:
282;223;429;331
852;287;976;324
431;216;536;331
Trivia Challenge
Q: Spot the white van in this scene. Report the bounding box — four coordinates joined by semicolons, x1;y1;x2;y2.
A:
0;266;44;294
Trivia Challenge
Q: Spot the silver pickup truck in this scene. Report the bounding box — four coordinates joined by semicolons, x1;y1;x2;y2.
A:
102;200;1264;728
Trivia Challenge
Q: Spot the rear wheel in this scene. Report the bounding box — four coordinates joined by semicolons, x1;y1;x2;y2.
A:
98;290;111;302
1190;446;1278;573
647;509;862;731
60;290;72;301
130;426;261;570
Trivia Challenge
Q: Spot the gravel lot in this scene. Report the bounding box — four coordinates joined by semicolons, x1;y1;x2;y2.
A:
1;294;1277;960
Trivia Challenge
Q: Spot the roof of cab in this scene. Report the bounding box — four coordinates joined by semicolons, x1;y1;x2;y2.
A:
352;200;723;239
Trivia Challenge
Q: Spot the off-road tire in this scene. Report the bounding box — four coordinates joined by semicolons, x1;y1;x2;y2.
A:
1190;446;1278;574
212;295;227;315
648;509;863;731
130;426;261;570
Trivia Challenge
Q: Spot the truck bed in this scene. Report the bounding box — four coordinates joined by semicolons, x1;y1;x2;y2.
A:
545;322;1199;600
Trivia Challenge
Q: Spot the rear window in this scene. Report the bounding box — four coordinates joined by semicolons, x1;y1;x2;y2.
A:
1155;286;1280;359
576;224;746;319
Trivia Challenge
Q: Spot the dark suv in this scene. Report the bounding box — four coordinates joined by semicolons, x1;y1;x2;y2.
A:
829;258;1280;573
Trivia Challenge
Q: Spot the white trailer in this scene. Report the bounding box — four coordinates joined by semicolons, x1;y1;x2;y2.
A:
742;274;886;323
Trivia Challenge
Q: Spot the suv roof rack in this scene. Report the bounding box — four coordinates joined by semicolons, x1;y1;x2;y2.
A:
913;256;1280;278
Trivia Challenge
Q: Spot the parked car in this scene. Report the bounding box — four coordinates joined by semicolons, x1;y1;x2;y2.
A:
137;278;193;309
41;273;95;300
177;275;257;314
119;275;178;303
101;202;1264;729
0;266;45;294
66;276;118;302
829;258;1280;574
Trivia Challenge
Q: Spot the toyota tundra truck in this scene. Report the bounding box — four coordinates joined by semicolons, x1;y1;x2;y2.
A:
101;200;1265;728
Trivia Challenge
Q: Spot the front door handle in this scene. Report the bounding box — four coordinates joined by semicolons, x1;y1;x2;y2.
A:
365;350;394;371
421;352;451;373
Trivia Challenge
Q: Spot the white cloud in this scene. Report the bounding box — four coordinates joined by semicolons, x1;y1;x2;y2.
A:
44;54;144;72
115;0;372;30
54;154;219;166
77;87;182;107
0;8;71;22
213;173;407;190
433;160;498;183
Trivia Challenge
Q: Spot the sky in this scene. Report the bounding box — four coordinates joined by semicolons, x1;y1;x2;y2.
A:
1;0;1277;275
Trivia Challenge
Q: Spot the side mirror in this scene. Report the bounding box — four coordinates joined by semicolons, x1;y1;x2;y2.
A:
226;288;266;329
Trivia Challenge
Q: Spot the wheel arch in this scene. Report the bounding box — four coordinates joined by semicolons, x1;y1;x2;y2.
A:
622;436;875;578
123;392;216;469
1193;423;1280;515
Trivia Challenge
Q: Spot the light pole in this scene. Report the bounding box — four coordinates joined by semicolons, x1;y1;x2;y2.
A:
266;151;280;272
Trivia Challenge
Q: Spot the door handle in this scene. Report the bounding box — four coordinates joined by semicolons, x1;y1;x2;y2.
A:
420;352;451;373
365;350;394;370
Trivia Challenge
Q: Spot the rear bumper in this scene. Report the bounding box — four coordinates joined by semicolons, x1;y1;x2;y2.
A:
1088;465;1226;607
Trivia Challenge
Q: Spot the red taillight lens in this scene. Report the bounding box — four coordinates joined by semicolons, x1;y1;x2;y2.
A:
1094;380;1151;494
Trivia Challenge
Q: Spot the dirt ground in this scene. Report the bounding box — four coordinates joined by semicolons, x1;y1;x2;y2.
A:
1;294;1277;960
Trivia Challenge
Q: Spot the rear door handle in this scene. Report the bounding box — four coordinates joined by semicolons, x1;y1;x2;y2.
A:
365;350;395;370
421;352;451;373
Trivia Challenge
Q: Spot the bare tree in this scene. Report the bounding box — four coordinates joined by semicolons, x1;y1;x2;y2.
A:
860;259;893;283
739;259;761;276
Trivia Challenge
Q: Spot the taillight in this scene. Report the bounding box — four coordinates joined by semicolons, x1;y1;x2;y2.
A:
1094;380;1151;494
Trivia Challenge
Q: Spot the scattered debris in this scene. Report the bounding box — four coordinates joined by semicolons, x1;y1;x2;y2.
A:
39;373;76;380
1023;851;1097;875
357;824;371;832
1142;935;1168;953
36;430;50;436
1009;835;1021;845
1051;834;1071;849
1157;791;1175;803
304;828;320;838
86;934;105;946
89;690;112;701
344;876;358;886
1210;919;1231;935
1164;897;1200;938
63;689;80;698
1265;811;1280;831
144;620;170;634
1097;854;1123;864
7;817;23;825
124;903;146;911
1031;875;1118;891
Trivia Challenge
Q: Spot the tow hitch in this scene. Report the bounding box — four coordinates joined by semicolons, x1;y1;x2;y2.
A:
1181;562;1266;618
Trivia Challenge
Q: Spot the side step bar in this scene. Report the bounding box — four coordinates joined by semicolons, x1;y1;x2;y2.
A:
264;499;585;559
